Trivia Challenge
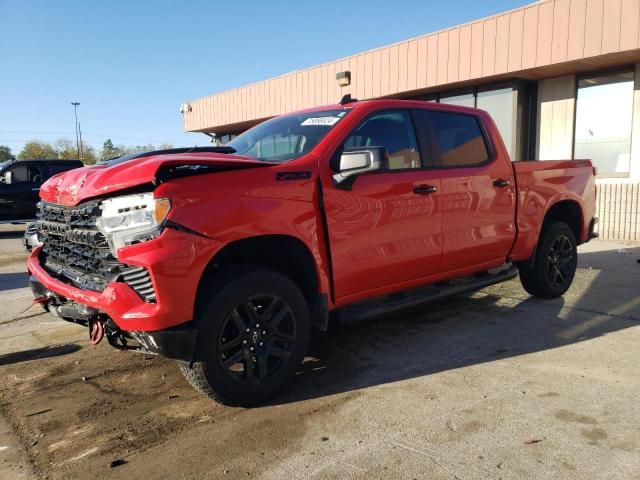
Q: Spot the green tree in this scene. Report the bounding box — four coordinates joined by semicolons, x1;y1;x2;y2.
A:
81;144;97;165
54;138;78;160
0;145;13;161
123;144;155;155
53;138;97;165
18;140;57;160
101;138;123;160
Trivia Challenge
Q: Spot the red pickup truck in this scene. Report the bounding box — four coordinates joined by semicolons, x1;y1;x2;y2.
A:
28;99;597;406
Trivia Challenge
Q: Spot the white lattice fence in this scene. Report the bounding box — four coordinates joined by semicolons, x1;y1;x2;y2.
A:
595;183;640;241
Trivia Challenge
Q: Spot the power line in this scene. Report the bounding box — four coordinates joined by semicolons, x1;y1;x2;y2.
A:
0;132;201;143
0;124;189;136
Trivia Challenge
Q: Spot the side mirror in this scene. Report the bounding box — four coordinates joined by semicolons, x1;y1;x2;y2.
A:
3;171;12;185
333;146;388;186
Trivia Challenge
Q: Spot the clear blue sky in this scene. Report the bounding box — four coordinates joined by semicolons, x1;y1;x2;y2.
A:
0;0;531;156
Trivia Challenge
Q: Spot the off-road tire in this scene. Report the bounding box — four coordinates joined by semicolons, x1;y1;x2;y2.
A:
180;268;310;406
518;221;578;299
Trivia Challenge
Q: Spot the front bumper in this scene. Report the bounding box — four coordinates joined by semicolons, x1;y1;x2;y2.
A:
29;274;198;363
129;326;198;363
27;227;221;332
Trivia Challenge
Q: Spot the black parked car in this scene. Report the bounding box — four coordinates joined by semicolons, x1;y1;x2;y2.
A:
0;159;83;223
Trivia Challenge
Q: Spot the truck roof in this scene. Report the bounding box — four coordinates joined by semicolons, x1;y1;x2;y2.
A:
288;97;485;117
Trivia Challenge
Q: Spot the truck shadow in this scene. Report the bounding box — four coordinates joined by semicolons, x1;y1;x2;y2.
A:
276;246;640;405
0;272;29;292
0;229;26;240
0;344;81;367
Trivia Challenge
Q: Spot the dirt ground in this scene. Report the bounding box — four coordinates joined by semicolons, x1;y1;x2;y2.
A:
1;224;639;479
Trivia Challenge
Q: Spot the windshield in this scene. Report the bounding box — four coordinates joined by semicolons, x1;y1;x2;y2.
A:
227;108;351;162
0;160;11;172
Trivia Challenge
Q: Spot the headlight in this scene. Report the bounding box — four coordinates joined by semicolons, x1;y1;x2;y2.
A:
96;193;171;254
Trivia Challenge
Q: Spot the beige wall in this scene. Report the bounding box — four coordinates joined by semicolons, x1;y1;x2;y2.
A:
536;75;576;160
183;0;640;134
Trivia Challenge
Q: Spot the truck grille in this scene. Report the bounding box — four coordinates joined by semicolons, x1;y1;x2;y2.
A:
36;201;157;303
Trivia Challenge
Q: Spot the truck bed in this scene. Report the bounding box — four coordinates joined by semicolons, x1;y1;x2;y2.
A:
511;159;597;262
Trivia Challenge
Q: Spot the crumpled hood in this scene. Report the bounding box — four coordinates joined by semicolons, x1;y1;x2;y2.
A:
39;153;270;206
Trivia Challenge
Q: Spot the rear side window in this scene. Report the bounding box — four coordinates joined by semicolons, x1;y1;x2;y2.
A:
421;111;490;167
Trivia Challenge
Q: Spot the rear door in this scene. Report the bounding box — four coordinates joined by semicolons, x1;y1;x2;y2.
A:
414;109;516;272
321;109;443;301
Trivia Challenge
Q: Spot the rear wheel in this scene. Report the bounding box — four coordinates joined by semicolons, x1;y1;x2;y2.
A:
518;221;578;299
180;269;310;406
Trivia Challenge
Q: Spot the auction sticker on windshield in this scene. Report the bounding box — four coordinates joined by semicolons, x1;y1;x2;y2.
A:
300;116;343;126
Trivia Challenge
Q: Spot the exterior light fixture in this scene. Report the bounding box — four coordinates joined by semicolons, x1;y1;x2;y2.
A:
180;103;192;114
336;71;351;87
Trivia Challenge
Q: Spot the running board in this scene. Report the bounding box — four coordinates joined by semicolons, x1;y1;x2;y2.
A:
334;265;519;323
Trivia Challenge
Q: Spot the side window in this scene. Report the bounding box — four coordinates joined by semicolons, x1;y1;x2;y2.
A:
7;165;42;184
425;111;490;167
343;111;421;170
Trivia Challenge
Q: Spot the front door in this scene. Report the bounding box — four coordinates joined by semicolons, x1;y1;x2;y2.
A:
321;110;443;302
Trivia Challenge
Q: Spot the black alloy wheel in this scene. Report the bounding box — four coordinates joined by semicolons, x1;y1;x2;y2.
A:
180;268;310;406
218;295;297;384
518;221;578;299
547;234;576;288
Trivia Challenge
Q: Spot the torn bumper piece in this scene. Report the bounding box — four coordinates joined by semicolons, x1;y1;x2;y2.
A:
28;274;198;364
129;326;198;364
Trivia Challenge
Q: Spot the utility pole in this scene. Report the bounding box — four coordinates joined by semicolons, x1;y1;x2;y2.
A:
71;102;81;160
78;122;84;161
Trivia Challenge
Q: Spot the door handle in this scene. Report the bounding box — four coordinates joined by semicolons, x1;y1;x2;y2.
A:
413;184;438;195
493;179;510;188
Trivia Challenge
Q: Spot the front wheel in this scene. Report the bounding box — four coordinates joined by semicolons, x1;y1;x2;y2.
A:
180;269;310;406
518;221;578;299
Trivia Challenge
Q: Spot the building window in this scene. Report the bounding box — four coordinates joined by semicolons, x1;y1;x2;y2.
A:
476;87;516;159
440;92;475;108
574;71;635;177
